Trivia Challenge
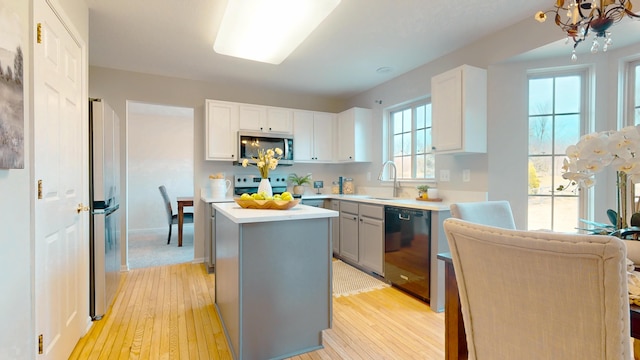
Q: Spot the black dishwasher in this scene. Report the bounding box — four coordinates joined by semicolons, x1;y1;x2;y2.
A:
384;206;431;302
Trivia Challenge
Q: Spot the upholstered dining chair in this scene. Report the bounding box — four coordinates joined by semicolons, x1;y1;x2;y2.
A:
449;200;516;229
443;218;631;360
159;185;193;245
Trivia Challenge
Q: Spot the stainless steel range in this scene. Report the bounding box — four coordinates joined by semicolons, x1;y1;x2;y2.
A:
234;173;288;195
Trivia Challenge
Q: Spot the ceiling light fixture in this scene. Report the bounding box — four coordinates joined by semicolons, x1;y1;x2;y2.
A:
535;0;640;61
214;0;341;65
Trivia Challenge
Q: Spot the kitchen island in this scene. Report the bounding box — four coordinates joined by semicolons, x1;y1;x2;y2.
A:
212;201;338;360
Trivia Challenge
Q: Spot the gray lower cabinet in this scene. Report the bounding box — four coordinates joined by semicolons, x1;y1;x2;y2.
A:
339;208;359;263
358;204;384;275
326;199;340;254
338;201;384;275
205;203;215;273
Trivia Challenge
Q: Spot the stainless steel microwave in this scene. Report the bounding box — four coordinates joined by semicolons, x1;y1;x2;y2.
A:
237;131;294;166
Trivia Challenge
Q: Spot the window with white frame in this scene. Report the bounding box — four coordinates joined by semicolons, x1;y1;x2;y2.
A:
387;99;434;179
627;59;640;204
527;71;586;232
630;59;640;125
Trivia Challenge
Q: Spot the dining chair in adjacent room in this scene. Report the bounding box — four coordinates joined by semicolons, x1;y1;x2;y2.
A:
449;200;516;229
443;218;630;360
158;185;193;244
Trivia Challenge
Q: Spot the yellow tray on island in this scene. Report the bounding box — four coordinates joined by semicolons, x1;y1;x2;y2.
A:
234;198;300;210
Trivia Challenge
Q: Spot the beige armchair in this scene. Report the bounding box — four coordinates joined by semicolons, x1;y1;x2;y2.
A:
450;200;640;267
450;200;516;229
443;218;631;360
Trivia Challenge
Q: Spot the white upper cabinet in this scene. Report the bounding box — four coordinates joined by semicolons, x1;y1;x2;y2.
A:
431;64;487;154
313;112;336;161
293;110;335;162
266;107;293;133
239;104;292;133
337;107;372;162
205;100;239;161
238;104;265;131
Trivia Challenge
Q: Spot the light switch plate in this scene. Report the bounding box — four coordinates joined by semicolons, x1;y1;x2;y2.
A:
463;169;470;182
440;169;450;182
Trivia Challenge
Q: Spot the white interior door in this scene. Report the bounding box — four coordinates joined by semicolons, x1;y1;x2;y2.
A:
34;0;88;358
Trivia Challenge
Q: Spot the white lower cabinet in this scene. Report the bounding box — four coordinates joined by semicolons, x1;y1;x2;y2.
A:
338;201;384;275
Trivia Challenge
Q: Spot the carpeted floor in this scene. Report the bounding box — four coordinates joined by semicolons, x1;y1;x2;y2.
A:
332;259;390;297
128;226;194;269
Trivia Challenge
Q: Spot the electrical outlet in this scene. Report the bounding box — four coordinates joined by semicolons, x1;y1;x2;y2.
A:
463;169;470;182
440;169;450;182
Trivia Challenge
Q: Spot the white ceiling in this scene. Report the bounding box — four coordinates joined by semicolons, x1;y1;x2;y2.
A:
87;0;571;99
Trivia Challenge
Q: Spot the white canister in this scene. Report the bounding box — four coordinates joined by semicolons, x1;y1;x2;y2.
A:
210;178;231;199
427;188;438;200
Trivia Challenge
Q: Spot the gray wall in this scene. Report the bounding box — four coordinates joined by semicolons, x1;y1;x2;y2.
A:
1;0;30;357
127;103;194;232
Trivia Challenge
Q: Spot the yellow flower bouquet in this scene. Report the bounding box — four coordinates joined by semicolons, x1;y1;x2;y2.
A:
241;147;283;179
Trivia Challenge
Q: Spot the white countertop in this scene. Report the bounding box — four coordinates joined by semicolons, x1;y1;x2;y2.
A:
201;193;451;211
212;201;338;224
200;195;236;203
300;194;451;211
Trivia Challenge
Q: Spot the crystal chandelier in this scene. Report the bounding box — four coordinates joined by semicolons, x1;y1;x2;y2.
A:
535;0;640;61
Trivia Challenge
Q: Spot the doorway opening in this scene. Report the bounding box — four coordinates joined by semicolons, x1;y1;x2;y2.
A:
126;101;194;269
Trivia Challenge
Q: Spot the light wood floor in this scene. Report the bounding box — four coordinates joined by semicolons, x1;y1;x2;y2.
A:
70;262;445;359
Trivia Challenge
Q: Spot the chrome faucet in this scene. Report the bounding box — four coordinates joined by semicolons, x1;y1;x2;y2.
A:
377;160;399;197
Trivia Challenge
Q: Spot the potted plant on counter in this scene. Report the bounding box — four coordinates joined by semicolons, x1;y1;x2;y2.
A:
288;173;312;195
417;185;430;199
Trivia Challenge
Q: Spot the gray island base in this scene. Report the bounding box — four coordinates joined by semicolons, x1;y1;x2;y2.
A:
213;202;338;360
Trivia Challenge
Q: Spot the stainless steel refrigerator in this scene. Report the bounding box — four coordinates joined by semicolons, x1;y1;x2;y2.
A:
89;98;121;320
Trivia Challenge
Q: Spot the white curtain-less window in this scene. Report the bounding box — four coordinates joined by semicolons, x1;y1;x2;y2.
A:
527;73;585;232
388;100;434;179
628;60;640;203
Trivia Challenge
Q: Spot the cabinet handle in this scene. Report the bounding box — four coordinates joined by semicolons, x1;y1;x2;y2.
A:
269;127;272;131
432;146;436;150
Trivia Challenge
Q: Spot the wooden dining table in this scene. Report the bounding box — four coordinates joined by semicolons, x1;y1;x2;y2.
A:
437;252;640;360
176;196;193;247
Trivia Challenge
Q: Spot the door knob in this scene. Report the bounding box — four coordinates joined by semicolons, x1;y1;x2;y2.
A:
76;203;89;214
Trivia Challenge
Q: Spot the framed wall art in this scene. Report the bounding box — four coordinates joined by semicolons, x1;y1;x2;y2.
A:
0;0;24;169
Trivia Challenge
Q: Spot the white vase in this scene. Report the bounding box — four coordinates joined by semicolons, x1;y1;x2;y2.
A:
258;178;273;197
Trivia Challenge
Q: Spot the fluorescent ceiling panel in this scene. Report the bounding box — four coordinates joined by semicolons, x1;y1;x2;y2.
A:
214;0;341;64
